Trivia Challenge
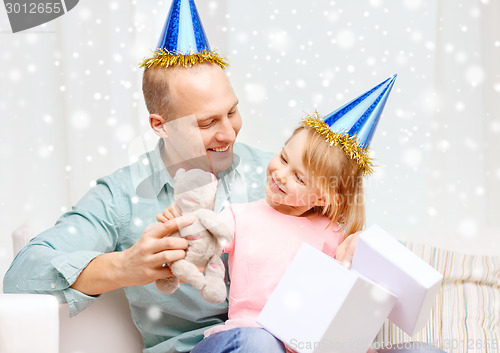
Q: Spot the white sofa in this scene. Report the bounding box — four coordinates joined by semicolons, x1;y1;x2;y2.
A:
1;223;144;353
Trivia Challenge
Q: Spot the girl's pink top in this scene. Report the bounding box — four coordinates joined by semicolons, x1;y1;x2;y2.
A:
205;199;343;336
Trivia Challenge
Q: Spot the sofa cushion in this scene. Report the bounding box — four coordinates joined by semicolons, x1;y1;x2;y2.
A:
374;243;500;352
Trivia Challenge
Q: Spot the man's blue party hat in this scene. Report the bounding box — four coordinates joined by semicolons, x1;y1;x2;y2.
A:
141;0;227;69
302;74;397;175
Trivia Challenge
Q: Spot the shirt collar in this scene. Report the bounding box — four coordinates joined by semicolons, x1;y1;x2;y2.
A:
133;139;243;200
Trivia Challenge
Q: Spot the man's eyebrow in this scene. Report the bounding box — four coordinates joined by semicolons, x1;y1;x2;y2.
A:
198;100;239;122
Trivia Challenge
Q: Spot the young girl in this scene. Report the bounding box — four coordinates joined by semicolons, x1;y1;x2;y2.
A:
203;119;365;336
161;76;398;353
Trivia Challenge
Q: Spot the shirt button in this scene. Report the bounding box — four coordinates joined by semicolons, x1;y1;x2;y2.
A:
50;283;56;289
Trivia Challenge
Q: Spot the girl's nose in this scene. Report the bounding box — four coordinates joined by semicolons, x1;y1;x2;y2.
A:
275;170;287;184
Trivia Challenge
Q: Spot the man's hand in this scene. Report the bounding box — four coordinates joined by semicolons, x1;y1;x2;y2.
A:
71;215;194;295
117;216;194;287
335;231;361;269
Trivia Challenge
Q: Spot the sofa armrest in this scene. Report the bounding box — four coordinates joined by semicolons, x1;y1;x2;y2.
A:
0;294;59;353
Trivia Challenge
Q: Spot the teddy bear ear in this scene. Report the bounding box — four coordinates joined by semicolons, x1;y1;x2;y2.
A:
175;168;186;177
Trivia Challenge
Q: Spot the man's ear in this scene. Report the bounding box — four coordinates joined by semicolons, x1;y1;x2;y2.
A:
150;114;168;138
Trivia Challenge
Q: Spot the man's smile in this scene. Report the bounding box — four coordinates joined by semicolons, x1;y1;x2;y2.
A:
208;145;230;153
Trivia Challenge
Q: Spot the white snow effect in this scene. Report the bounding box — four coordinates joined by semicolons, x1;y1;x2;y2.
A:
288;99;297;108
437;139;451;152
43;114;53;124
94;92;102;100
494;83;500;93
97;146;108;156
114;124;136;143
336;29;356;49
402;148;422;168
296;79;306;89
411;30;423;42
325;10;339;23
38;145;54;159
267;30;291;51
147;306;162;321
71;111;91;130
366;57;376;66
465;65;485;87
470;7;481;18
369;0;383;7
237;32;249;44
444;43;454;53
455;101;465;112
457;219;478;239
403;0;422;10
208;1;218;11
455;51;468;64
9;70;22;82
370;287;391;303
26;33;38;45
464;138;478;151
107;116;118;127
312;93;324;106
79;7;92;20
134;218;143;227
244;83;267;103
475;186;485;196
490;120;500;133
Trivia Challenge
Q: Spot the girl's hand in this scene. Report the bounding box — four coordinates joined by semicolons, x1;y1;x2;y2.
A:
156;204;180;223
335;231;361;269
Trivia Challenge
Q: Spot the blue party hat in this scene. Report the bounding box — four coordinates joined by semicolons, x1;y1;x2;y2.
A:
302;74;397;175
141;0;227;69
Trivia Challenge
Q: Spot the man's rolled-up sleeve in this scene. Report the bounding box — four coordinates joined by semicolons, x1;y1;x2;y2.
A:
3;176;129;316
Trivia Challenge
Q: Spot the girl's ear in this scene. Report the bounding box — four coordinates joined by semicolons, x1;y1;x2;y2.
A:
315;194;340;207
314;195;328;207
150;114;168;138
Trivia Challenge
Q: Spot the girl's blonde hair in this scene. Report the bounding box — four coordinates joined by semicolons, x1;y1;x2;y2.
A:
286;126;365;239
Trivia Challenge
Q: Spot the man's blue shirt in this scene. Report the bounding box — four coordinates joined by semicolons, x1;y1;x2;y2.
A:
3;139;273;353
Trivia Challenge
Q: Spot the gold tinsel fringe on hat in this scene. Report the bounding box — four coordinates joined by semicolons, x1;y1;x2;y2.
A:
301;112;374;176
140;48;228;69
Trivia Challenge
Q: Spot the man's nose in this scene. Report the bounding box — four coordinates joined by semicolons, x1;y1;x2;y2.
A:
215;118;236;142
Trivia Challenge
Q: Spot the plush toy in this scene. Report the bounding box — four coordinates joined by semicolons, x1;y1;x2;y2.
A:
155;168;233;304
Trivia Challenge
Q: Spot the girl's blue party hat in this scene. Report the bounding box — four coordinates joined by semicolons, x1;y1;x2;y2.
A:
302;75;397;175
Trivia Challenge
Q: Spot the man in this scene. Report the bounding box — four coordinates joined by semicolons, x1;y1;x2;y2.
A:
4;1;275;352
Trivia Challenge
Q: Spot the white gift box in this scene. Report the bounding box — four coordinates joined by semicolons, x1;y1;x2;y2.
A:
257;243;397;353
258;225;443;353
350;225;443;335
0;294;59;353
